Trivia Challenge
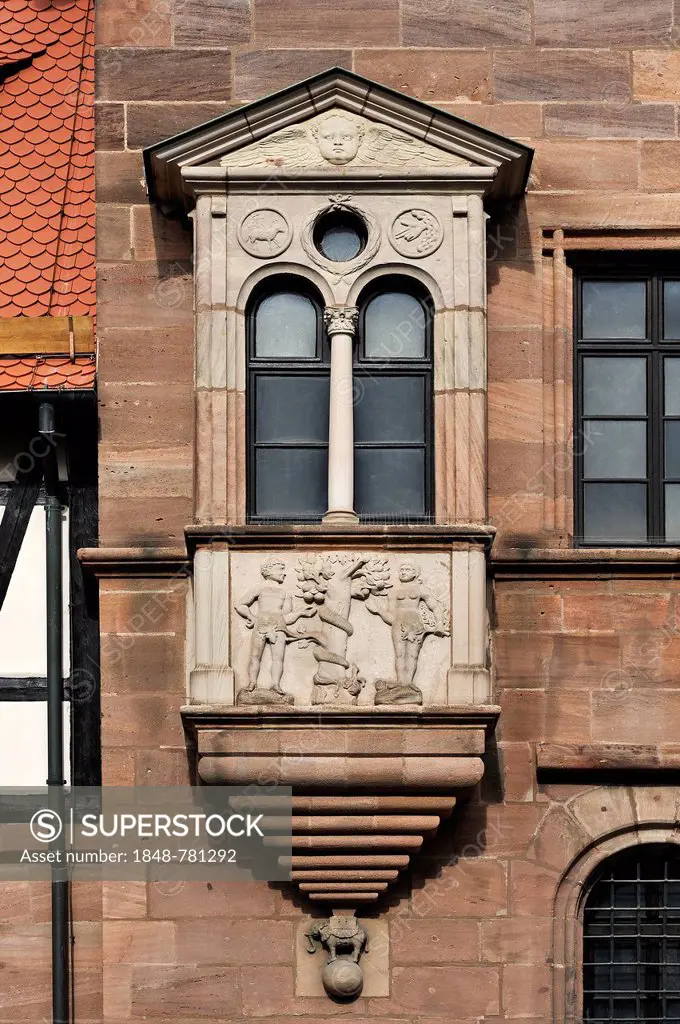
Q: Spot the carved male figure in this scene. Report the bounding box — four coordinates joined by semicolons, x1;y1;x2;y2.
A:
235;558;314;699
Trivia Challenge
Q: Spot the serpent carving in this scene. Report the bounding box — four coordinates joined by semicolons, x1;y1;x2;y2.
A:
295;554;390;705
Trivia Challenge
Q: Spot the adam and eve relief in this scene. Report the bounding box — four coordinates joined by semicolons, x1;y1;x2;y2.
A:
233;554;450;707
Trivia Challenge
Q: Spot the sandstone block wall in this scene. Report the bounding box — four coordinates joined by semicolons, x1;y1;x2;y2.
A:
23;2;677;1021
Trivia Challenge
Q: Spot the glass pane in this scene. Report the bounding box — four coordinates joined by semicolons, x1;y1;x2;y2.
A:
583;482;647;543
319;225;363;262
355;448;425;519
354;376;425;443
254;448;327;518
666;485;680;542
583;420;647;479
666;358;680;415
666;421;680;478
664;281;680;339
255;292;317;358
255;375;329;443
582;280;647;339
364;292;426;359
583;357;647;416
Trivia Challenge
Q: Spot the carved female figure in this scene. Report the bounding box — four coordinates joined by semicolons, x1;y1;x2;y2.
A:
367;561;450;705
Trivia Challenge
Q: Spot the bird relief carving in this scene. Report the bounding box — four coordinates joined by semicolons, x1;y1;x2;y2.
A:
220;110;469;171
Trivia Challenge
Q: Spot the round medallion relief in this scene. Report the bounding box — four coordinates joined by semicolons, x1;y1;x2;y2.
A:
238;209;292;258
389;208;443;258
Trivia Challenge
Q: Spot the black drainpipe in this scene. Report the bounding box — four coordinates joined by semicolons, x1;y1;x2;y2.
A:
39;402;70;1024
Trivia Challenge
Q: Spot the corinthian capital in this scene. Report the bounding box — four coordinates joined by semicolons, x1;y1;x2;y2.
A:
324;306;359;336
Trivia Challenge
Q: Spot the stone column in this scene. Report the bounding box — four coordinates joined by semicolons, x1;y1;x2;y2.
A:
323;307;359;524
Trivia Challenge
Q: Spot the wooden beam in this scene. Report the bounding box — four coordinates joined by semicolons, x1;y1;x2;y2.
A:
0;317;94;356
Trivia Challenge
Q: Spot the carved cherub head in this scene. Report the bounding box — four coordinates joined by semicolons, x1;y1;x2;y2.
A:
398;561;422;584
261;557;286;584
312;114;364;165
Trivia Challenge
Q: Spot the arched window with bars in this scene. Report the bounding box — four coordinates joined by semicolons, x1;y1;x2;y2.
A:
583;843;680;1023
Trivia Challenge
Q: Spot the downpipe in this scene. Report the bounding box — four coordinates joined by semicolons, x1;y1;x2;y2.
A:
39;402;70;1024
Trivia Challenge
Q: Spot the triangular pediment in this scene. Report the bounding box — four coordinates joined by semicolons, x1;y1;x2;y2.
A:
145;67;532;209
218;109;471;173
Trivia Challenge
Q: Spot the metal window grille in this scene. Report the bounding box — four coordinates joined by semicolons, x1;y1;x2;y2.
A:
584;844;680;1022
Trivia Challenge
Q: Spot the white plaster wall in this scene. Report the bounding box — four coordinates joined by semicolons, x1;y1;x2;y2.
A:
0;702;70;786
0;505;70;676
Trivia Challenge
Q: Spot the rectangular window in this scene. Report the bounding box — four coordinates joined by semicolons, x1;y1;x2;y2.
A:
575;268;680;545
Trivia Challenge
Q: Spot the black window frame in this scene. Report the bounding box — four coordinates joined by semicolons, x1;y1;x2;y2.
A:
246;274;329;523
573;258;680;547
583;843;680;1023
354;276;435;523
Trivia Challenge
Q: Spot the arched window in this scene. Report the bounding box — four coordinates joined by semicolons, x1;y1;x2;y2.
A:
584;843;680;1022
247;276;329;520
355;278;434;520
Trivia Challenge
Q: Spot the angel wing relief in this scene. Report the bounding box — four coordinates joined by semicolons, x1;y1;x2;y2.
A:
220;111;470;171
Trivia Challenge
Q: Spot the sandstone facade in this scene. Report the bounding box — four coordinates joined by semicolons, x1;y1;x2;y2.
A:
5;2;680;1021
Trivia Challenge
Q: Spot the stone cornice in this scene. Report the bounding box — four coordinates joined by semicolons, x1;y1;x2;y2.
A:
491;547;680;579
78;546;189;578
182;703;500;731
179;165;499;202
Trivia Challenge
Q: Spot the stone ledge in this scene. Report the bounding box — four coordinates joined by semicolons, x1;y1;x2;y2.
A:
538;742;680;774
185;523;496;553
78;546;189;577
492;547;680;578
182;703;499;727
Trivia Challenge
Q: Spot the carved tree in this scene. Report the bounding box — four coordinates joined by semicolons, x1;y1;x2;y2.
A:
296;554;391;705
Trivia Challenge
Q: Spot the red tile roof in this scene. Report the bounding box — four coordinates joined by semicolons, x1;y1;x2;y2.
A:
0;1;95;391
0;354;95;390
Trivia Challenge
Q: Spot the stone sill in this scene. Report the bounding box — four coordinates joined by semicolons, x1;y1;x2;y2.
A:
186;523;496;553
182;704;500;731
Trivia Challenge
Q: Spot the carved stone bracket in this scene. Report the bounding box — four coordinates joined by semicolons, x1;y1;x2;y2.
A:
181;704;499;907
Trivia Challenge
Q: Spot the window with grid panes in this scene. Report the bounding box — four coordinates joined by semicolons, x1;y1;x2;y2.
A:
583;844;680;1023
575;269;680;545
246;274;434;523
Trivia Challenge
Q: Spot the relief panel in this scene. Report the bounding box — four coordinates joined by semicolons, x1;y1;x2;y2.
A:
230;550;452;707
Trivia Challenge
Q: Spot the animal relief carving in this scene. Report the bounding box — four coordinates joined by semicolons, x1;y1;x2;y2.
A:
306;915;369;1000
238;209;291;258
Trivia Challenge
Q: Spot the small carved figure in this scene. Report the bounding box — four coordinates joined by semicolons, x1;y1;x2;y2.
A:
234;557;315;705
306;915;369;964
390;208;443;258
238;209;291;257
367;560;450;705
